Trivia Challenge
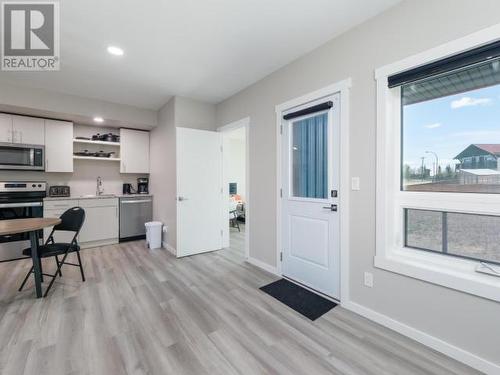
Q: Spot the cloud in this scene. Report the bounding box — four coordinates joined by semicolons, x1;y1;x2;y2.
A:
450;97;492;109
424;123;441;129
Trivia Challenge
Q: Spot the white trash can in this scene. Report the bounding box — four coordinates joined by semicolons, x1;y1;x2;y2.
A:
145;221;163;249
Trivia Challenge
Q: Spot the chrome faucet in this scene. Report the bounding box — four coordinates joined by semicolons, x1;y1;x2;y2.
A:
96;176;104;196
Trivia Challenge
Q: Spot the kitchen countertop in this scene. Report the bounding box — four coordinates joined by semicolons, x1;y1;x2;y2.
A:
44;194;152;201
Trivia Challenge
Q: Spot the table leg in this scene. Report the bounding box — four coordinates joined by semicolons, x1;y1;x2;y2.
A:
29;230;42;298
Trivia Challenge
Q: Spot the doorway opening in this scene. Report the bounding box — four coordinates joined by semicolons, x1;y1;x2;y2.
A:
219;118;249;259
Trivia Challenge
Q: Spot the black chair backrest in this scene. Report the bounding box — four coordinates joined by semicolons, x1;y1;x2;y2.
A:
54;207;86;233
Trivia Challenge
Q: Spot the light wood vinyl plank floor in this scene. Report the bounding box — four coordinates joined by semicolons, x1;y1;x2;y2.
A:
0;232;481;375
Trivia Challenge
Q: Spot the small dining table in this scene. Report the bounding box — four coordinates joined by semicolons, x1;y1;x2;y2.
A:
0;217;61;298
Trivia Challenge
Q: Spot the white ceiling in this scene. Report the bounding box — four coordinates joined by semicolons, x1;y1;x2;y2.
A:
0;0;401;110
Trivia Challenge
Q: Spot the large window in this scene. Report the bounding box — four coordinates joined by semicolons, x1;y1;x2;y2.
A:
401;57;500;194
399;52;500;266
375;32;500;302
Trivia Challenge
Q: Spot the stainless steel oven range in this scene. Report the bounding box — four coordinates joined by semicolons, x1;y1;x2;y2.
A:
0;182;46;262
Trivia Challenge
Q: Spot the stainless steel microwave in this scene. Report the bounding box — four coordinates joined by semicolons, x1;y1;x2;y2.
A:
0;142;45;170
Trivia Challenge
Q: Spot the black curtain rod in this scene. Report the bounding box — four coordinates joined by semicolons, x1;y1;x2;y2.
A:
388;39;500;88
283;101;333;120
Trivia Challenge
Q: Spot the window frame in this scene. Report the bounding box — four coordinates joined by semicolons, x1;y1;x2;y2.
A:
375;26;500;302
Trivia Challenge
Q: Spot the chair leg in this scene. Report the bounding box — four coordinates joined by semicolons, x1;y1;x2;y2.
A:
38;258;44;283
54;255;62;277
19;266;34;291
76;250;85;282
43;253;68;298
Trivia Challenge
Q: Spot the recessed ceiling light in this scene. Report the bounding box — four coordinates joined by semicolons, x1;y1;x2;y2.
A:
107;45;124;56
93;116;104;123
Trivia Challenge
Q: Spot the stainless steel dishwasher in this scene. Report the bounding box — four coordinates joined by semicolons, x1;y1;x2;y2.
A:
119;196;153;242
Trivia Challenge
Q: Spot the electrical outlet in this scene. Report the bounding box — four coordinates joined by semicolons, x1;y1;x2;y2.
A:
351;177;360;191
364;272;373;288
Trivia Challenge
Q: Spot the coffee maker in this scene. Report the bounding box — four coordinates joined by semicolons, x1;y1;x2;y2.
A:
137;177;149;194
122;183;133;194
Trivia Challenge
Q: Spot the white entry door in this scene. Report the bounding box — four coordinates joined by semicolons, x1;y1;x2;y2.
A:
281;94;341;299
177;127;223;257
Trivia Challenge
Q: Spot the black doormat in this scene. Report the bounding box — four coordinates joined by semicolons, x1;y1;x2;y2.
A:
260;279;337;320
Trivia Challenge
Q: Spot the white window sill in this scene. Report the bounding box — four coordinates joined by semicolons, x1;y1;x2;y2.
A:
374;249;500;302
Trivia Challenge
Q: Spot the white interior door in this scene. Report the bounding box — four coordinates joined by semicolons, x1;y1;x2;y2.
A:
177;127;223;257
281;94;341;299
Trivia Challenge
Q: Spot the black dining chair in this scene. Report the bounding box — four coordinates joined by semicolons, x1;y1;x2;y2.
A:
19;207;86;297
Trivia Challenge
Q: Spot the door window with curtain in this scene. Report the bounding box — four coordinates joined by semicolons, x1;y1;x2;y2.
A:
291;112;328;199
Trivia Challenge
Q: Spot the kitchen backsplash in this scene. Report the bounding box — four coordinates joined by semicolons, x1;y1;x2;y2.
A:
1;164;147;196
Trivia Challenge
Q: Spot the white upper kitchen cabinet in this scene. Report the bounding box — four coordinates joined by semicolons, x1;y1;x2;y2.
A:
12;115;45;145
45;119;73;172
120;128;150;173
0;114;13;142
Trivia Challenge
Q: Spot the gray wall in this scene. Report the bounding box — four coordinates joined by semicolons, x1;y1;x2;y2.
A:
150;96;216;251
175;96;217;130
0;82;157;129
150;98;177;249
215;0;500;365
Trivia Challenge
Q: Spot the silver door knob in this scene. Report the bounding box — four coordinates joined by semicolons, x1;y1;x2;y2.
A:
178;196;188;201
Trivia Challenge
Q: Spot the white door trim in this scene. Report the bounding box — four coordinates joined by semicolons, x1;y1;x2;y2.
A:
275;79;351;303
218;117;250;260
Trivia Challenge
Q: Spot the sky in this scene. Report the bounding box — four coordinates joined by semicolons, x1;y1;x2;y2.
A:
403;84;500;172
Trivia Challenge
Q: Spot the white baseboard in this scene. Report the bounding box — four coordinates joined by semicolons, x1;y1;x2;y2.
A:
342;301;500;375
246;257;279;276
163;241;176;256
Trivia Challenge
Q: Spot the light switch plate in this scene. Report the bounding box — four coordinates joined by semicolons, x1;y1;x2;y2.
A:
364;272;373;287
351;177;360;191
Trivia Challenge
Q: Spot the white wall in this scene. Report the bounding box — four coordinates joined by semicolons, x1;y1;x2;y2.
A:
150;96;217;252
215;0;500;369
223;131;246;200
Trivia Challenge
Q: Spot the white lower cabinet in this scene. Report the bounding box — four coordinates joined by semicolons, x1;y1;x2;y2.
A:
44;198;119;248
78;199;119;244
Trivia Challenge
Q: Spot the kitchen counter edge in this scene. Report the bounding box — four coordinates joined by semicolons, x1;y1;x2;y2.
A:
44;194;153;201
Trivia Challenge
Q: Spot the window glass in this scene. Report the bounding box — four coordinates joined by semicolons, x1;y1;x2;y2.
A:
447;212;500;263
405;208;500;265
291;112;328;198
405;209;442;252
401;58;500;193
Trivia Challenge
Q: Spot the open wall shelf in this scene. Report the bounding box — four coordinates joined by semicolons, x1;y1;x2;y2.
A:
73;156;121;162
73;139;121;147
